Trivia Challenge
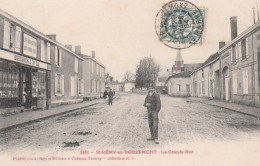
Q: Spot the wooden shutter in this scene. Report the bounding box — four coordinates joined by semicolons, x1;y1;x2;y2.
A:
55;46;58;65
70;76;75;96
61;75;64;95
243;70;248;94
81;80;84;95
59;49;62;67
47;43;51;62
238;42;242;60
246;37;249;58
3;19;10;49
15;26;21;52
233;73;237;94
54;73;58;96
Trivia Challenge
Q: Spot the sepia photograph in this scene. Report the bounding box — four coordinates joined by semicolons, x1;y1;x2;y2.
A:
0;0;260;165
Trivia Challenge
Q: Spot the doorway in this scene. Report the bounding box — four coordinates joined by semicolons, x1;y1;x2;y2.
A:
20;68;32;108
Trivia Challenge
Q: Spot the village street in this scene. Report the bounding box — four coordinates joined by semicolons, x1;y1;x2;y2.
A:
0;93;260;164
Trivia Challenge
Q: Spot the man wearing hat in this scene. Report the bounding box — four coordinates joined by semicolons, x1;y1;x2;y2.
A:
143;86;161;144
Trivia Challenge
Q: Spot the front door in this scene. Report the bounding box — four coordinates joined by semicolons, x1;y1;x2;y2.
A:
225;77;229;101
20;68;32;108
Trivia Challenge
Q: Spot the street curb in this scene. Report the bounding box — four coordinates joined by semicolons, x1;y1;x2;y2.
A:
0;102;99;133
190;99;260;119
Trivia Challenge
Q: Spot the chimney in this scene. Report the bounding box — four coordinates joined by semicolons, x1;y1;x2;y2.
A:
230;16;238;40
75;45;81;55
65;45;72;51
219;41;226;49
46;34;56;41
91;51;95;59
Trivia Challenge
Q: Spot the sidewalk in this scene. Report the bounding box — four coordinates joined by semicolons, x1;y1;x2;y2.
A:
0;99;105;132
188;97;260;118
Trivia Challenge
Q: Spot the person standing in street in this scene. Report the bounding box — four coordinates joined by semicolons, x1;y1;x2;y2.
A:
108;89;114;105
143;86;161;144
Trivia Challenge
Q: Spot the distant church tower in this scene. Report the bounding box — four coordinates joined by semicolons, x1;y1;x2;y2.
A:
172;49;184;74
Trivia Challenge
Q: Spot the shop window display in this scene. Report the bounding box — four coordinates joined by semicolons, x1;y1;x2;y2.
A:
0;60;19;98
32;70;46;97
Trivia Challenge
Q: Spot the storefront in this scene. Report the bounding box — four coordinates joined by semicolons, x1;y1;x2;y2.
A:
0;49;51;109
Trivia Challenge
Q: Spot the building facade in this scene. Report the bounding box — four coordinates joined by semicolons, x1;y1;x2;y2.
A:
0;9;51;109
166;71;191;97
190;53;221;99
48;38;84;107
218;17;260;107
82;51;106;100
0;9;85;110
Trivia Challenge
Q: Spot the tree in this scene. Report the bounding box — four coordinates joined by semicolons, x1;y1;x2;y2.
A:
122;70;135;82
135;56;161;88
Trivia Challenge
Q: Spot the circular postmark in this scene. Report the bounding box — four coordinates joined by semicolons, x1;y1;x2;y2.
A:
155;0;204;49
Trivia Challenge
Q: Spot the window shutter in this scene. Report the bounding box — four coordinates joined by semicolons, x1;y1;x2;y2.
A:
54;73;58;96
243;70;248;94
59;49;62;67
233;73;237;94
40;40;46;61
54;46;58;65
47;43;51;63
81;80;84;95
70;76;73;96
61;75;64;95
246;37;249;58
15;26;21;52
3;20;10;49
238;42;242;60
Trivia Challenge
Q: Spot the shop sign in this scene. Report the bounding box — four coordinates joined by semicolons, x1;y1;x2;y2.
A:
0;49;49;70
23;33;38;58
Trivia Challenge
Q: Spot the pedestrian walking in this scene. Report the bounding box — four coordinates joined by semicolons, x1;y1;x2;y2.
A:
143;86;161;144
107;89;114;105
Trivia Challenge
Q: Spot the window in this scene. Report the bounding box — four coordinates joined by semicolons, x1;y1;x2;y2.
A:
233;73;237;94
241;38;249;60
46;42;51;63
0;61;19;98
75;57;79;73
202;69;204;78
3;20;21;52
242;70;248;94
186;84;190;92
55;73;64;96
10;24;15;50
55;46;61;67
32;70;46;97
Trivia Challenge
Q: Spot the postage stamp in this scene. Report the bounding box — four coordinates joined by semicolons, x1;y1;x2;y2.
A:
155;0;205;49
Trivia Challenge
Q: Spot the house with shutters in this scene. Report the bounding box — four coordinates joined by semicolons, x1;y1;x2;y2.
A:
0;9;84;111
48;36;84;107
218;16;260;107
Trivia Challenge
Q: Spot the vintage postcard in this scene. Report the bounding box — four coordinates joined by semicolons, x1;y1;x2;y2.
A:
0;0;260;166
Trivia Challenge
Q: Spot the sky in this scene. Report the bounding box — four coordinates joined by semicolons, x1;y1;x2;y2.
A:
0;0;259;81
